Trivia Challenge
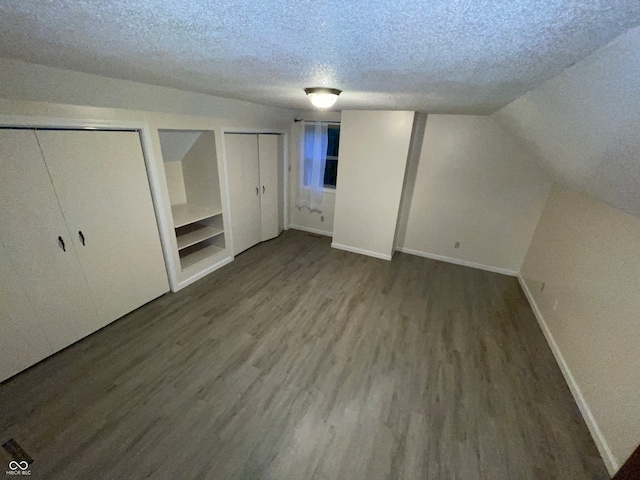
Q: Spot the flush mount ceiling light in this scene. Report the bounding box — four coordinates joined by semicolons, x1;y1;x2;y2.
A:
304;87;342;109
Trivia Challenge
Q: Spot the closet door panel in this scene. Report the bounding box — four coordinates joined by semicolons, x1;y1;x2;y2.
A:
0;241;54;381
258;134;279;241
0;130;99;352
36;130;169;326
225;134;261;255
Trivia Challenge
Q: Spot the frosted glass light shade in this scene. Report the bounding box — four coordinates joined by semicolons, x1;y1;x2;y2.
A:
304;87;342;109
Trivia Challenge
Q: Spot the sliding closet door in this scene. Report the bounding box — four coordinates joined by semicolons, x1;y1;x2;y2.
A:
258;134;279;241
0;129;99;353
36;130;169;327
225;133;261;255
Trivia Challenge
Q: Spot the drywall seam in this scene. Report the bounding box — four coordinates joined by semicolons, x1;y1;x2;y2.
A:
517;275;618;475
396;247;517;276
288;224;333;237
331;243;392;261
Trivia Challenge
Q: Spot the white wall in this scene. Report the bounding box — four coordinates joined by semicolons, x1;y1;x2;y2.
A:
332;110;414;260
163;162;187;205
493;25;640;218
158;130;202;206
0;58;297;125
396;114;552;274
288;111;341;236
289;184;336;236
519;185;640;474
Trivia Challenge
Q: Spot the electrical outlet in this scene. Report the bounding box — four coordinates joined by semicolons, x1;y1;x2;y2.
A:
454;241;460;249
540;282;545;292
552;299;559;311
320;216;324;222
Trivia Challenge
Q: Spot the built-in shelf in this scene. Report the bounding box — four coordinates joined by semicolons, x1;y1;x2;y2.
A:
171;204;222;228
159;129;229;290
176;225;224;250
179;243;224;270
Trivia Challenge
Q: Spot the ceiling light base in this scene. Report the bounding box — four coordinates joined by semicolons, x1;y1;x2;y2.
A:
304;87;342;109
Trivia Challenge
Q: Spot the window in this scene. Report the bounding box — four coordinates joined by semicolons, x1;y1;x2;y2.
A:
323;125;340;188
302;122;340;189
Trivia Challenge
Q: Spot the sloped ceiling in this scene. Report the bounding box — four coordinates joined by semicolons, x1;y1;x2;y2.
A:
493;25;640;218
0;1;639;113
158;131;202;164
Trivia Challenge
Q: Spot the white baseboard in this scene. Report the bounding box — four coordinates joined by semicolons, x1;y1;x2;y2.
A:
331;242;392;261
288;224;333;237
517;275;618;475
395;246;517;276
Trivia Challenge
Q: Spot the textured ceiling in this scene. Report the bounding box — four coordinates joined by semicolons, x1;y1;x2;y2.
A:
1;1;640;113
494;25;640;218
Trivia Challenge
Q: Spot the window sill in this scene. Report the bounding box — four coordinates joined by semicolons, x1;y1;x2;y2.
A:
323;187;337;194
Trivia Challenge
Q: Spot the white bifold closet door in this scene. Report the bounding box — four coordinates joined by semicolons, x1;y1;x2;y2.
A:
0;241;54;381
0;130;99;361
258;134;279;241
35;130;169;325
225;133;280;256
0;128;168;381
225;133;262;255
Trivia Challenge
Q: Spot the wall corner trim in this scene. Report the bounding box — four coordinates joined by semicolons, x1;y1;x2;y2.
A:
517;275;619;475
395;247;518;276
331;242;392;261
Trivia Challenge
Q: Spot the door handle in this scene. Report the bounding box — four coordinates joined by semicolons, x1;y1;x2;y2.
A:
256;187;259;195
262;185;265;194
58;236;66;252
79;230;85;246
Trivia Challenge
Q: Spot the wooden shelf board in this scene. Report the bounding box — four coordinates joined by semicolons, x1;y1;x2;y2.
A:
176;226;224;250
180;244;225;270
171;204;222;228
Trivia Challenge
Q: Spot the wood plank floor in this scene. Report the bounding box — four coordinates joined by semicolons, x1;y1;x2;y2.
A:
0;230;608;479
